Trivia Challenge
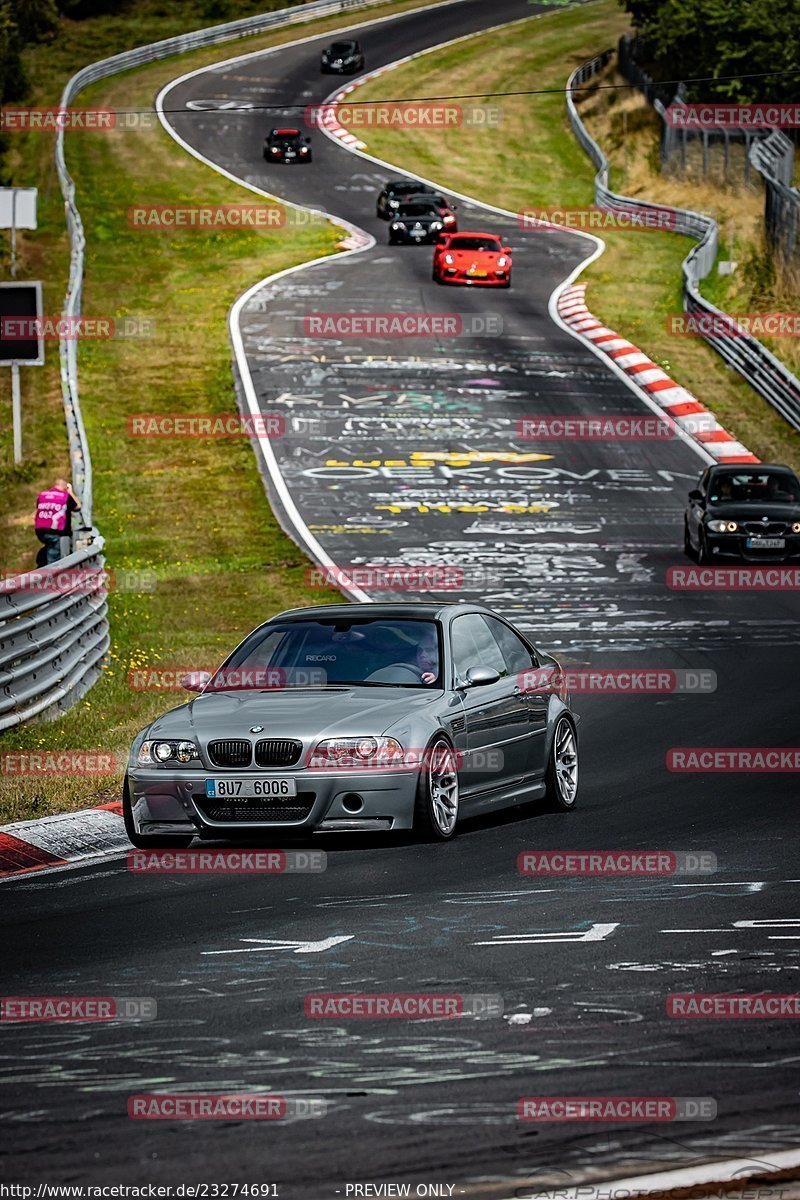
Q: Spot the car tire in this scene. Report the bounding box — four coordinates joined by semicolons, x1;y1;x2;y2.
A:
122;774;194;849
414;737;459;841
684;519;696;559
697;530;710;565
543;716;578;811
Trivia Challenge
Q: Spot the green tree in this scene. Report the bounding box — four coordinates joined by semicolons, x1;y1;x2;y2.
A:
620;0;800;101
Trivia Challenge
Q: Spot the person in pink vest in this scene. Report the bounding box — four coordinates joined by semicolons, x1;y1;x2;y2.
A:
34;478;81;566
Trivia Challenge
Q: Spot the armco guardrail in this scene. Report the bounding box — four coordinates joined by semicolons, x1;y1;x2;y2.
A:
750;130;800;264
22;0;416;730
0;543;109;731
566;53;800;434
53;0;417;527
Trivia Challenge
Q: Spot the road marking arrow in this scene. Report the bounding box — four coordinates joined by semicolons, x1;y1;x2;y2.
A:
474;922;618;946
203;935;354;956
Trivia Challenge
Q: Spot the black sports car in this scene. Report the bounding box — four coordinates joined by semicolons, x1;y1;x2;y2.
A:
684;463;800;563
263;128;312;163
320;39;365;74
388;202;446;244
376;180;443;219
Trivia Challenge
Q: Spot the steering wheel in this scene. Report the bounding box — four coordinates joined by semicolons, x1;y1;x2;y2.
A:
365;663;421;683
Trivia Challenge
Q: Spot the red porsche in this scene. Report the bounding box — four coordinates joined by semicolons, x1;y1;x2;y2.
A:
432;231;512;288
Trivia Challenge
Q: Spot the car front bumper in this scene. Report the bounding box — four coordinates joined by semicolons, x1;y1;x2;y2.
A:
128;765;419;838
434;269;510;286
705;532;800;562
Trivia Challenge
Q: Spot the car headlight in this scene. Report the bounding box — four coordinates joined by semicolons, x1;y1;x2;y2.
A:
138;739;200;766
707;519;738;533
308;736;403;770
497;256;508;267
391;222;404;229
792;521;800;534
300;146;309;154
270;147;280;154
444;253;454;264
443;214;455;224
388;199;400;208
430;221;442;230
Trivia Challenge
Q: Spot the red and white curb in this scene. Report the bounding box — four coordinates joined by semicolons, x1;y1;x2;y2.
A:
558;284;759;464
318;61;403;150
0;803;128;878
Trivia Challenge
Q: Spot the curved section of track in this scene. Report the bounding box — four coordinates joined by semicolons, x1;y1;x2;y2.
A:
2;2;799;1192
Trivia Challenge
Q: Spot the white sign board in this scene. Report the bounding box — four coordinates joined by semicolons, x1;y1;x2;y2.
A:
0;188;38;230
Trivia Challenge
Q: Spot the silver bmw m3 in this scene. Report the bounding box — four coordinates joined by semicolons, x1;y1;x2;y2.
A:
124;602;579;846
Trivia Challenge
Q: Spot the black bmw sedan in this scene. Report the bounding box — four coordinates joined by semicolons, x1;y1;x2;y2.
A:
684;463;800;562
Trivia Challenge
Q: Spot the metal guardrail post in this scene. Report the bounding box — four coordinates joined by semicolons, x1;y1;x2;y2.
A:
565;53;800;435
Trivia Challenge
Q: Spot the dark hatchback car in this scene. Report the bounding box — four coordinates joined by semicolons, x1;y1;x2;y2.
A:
376;180;444;219
684;463;800;562
388;202;446;244
320;39;365;73
263;128;312;163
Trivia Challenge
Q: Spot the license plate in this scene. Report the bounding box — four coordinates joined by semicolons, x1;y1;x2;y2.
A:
467;269;487;278
746;537;785;549
285;152;296;158
205;777;297;799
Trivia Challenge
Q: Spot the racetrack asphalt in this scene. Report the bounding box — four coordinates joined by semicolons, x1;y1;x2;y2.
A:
2;1;799;1192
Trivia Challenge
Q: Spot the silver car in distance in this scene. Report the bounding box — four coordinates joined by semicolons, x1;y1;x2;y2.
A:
124;603;579;845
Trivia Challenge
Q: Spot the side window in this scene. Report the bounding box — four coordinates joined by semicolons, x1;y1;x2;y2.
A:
450;614;507;681
484;617;536;674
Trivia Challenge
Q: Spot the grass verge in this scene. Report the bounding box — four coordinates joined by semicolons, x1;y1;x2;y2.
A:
338;0;800;468
0;0;442;824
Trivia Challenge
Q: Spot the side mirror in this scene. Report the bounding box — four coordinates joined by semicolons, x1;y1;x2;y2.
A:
464;665;500;687
181;670;211;692
503;246;512;255
305;137;311;144
688;489;704;502
436;233;448;244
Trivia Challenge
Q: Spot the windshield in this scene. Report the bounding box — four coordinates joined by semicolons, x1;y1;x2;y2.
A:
397;205;437;217
709;470;800;503
210;618;442;689
329;42;354;53
447;236;502;252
